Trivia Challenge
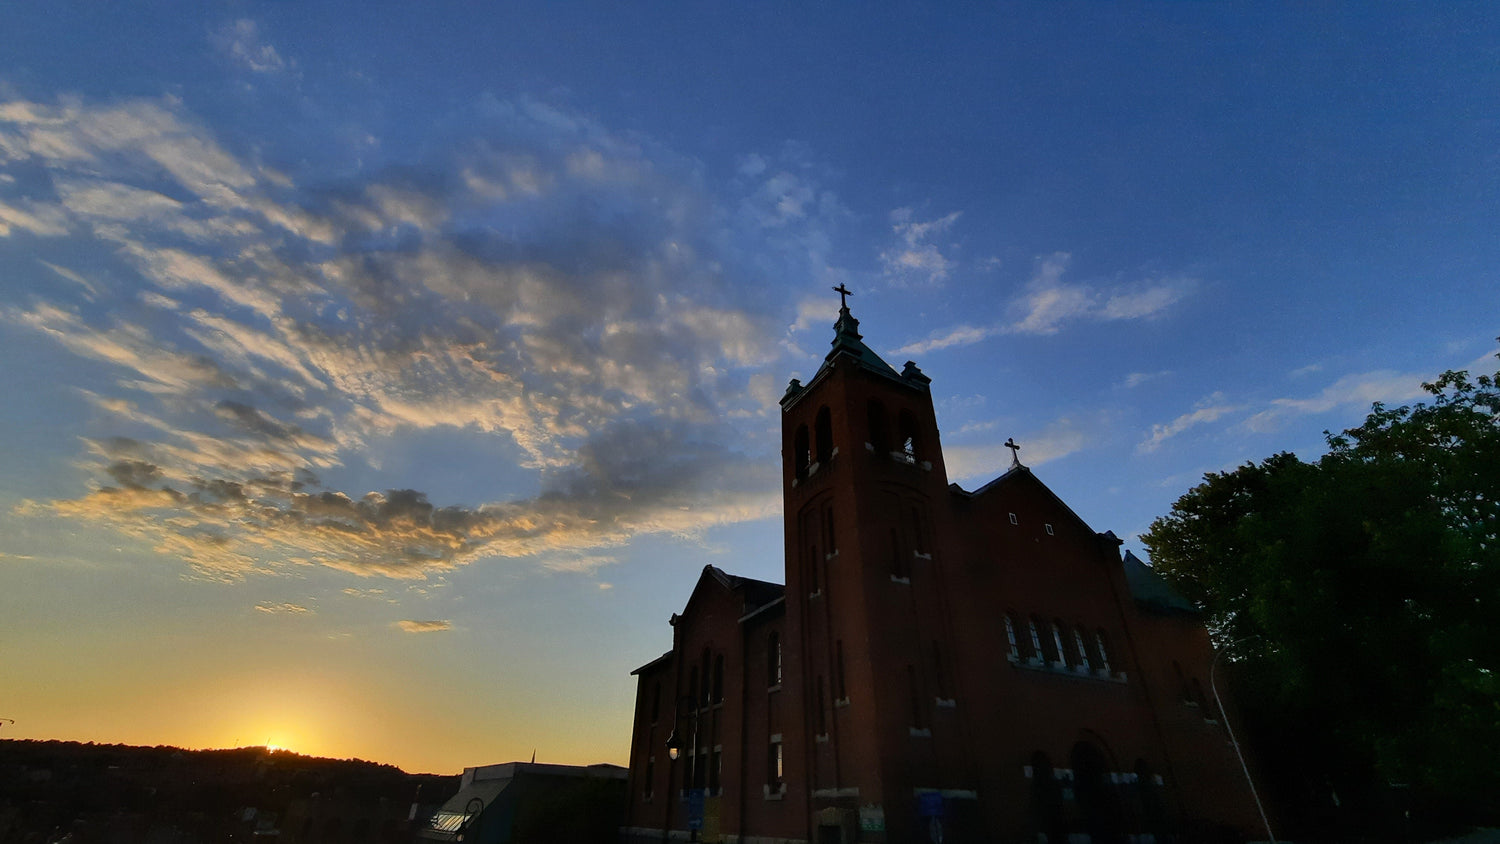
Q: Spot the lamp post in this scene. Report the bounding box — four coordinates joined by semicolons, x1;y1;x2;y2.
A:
456;797;484;844
1210;639;1276;844
665;697;701;844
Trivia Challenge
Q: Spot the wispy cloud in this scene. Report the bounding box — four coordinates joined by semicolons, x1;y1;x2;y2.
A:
944;417;1091;483
1242;370;1430;433
1007;253;1192;336
1138;392;1242;452
396;620;452;634
212;19;293;76
892;323;995;357
1121;370;1170;389
1;93;795;581
880;208;961;287
255;602;311;614
889;254;1195;356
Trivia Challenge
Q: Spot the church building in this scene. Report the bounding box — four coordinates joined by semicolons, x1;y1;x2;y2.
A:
622;295;1267;844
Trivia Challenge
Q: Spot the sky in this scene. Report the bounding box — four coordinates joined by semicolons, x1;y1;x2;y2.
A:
1;3;1497;774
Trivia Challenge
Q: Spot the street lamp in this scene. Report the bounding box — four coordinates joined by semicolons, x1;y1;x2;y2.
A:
455;797;484;844
665;698;701;844
1210;638;1276;844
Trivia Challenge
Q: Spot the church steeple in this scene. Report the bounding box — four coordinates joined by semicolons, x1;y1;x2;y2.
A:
782;286;928;406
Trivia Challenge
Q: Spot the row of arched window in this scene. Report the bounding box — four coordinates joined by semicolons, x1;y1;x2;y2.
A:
791;399;928;480
1004;613;1114;678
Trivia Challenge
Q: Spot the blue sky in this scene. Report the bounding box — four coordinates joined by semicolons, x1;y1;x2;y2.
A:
1;3;1496;772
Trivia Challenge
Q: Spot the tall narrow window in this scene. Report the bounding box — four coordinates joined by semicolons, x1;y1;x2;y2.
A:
1052;620;1071;667
644;757;655;799
890;527;908;578
932;641;950;700
1028;617;1044;661
689;667;699;710
768;738;784;787
1191;677;1210;711
814;406;833;465
908;665;926;729
709;748;722;794
816;676;827;735
702;649;713;705
1095;630;1112;675
867;399;890;454
898;409;920;463
793;424;810;480
911;506;928;555
1072;628;1091;672
808;542;820;593
713;654;724;703
836;639;847;699
768;632;782;687
1004;614;1020;661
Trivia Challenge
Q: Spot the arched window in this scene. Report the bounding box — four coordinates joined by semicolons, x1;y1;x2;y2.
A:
814;406;833;465
768;632;782;687
1136;759;1165;833
1028;617;1045;661
867;399;890;454
1191;677;1210;711
1052;619;1071;667
793;424;810;480
1003;613;1020;661
890;527;908;578
1029;752;1065;843
1095;629;1112;675
1073;627;1092;672
897;409;920;463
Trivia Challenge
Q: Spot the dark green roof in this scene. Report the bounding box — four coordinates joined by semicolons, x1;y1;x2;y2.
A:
782;304;930;406
1122;550;1198;615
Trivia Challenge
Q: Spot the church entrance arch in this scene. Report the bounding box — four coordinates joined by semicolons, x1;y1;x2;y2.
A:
1071;740;1124;844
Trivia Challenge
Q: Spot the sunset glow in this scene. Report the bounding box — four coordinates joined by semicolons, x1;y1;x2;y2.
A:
2;5;1496;774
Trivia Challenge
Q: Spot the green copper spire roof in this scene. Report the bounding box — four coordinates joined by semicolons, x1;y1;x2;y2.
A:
824;304;902;379
781;289;930;406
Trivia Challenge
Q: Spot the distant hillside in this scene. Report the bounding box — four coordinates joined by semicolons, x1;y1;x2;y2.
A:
0;739;459;843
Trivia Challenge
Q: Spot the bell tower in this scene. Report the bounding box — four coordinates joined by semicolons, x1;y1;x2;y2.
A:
779;289;963;842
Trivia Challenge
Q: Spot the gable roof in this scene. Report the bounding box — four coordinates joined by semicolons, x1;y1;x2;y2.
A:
949;465;1099;537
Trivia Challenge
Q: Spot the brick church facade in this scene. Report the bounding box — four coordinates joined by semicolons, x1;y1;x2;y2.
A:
623;300;1267;843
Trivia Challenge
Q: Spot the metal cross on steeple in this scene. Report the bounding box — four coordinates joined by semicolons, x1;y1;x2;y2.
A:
832;283;853;309
1005;437;1022;468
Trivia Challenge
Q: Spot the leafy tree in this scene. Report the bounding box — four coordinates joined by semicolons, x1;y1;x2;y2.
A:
1143;354;1500;836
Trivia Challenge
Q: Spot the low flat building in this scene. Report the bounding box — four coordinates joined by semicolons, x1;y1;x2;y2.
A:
416;761;626;844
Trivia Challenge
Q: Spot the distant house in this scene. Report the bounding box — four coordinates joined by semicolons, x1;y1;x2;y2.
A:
622;300;1267;843
415;761;626;844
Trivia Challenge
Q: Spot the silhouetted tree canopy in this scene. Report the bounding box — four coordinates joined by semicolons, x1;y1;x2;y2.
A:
1143;351;1500;835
